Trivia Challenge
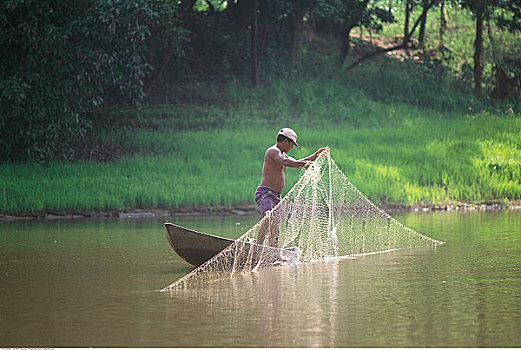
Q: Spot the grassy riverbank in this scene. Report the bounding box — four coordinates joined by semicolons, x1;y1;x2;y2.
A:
2;38;521;216
2;88;520;215
3;116;521;215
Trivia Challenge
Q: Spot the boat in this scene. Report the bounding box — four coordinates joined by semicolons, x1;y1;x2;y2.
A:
165;222;301;267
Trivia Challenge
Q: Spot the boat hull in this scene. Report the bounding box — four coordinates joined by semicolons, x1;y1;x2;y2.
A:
165;223;234;266
164;223;300;267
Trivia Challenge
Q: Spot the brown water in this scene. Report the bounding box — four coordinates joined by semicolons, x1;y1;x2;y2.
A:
1;211;520;347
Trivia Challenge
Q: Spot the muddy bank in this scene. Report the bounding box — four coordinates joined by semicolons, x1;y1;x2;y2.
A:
2;200;521;223
0;204;260;222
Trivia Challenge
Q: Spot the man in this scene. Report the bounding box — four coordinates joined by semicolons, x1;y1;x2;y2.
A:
255;128;327;247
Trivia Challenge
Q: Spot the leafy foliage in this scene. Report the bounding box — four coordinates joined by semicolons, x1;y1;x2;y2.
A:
322;0;395;30
0;0;187;161
1;0;520;162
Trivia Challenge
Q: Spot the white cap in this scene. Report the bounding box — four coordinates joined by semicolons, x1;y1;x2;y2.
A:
278;128;300;147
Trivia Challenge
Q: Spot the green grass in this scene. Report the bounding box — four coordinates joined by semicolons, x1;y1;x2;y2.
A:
2;110;520;215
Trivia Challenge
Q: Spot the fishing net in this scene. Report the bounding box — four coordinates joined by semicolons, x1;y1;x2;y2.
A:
162;149;443;291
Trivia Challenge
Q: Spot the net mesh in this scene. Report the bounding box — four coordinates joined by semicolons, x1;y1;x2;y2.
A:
162;150;443;291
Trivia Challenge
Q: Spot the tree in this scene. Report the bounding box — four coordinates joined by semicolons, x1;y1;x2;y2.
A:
249;0;288;85
459;0;521;99
459;0;488;98
473;4;485;98
346;0;436;69
493;0;521;33
488;0;521;98
439;0;447;51
418;0;430;50
289;0;317;66
220;0;288;85
403;0;414;47
403;0;436;52
314;0;395;63
459;0;511;98
0;0;187;161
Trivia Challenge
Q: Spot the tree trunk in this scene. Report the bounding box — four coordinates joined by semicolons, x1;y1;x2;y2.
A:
251;0;260;85
341;26;354;64
439;0;446;51
290;0;305;67
473;7;484;99
418;0;429;51
403;0;412;47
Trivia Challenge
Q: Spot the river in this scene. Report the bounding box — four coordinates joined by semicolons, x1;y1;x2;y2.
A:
1;210;520;347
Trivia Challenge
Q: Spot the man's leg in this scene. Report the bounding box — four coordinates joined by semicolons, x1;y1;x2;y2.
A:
255;187;281;247
257;211;270;245
267;210;279;248
257;210;279;247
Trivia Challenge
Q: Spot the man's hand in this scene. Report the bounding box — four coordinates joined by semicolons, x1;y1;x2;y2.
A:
316;147;329;157
299;147;329;163
311;147;329;161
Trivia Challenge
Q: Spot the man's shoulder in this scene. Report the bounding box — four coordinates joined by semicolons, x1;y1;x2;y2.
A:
265;145;285;163
265;145;281;156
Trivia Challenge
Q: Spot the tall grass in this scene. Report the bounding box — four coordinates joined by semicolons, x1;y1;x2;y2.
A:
2;111;520;215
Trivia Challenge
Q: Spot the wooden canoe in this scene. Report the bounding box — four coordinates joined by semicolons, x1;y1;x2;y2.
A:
164;222;301;267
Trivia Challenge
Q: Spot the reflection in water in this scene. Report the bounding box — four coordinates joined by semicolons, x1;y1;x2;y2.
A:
165;261;342;347
1;212;520;347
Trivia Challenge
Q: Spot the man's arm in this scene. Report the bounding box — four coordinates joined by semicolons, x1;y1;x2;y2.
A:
283;155;310;169
300;147;329;162
269;148;309;169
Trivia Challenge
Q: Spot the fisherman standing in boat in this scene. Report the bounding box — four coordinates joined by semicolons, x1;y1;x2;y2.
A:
255;128;327;247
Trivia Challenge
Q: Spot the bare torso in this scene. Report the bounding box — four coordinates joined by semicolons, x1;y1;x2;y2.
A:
259;145;287;193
